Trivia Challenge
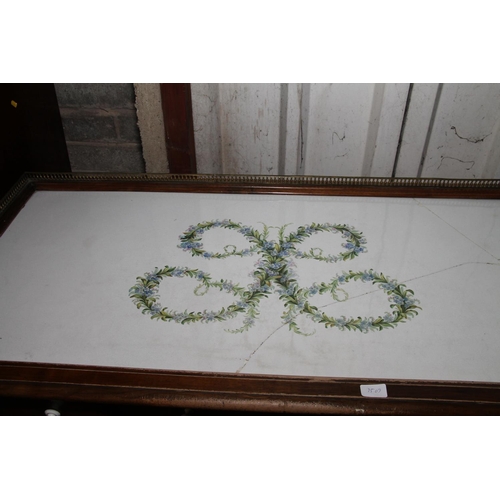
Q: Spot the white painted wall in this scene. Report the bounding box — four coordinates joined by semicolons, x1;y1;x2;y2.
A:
418;84;500;179
192;83;500;179
394;84;440;177
298;83;409;176
192;83;282;175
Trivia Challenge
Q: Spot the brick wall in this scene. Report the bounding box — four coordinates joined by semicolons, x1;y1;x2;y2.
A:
55;84;145;173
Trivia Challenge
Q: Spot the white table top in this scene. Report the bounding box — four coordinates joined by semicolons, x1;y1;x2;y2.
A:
1;190;499;382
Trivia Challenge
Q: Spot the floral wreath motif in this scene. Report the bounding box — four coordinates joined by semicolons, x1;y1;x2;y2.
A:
129;220;421;335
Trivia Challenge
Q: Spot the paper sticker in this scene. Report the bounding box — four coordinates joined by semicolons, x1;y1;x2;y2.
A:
360;384;388;398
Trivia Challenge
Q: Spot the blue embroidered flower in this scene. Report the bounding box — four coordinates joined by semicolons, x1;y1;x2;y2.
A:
150;304;162;314
313;312;323;322
359;319;373;331
145;272;160;282
142;287;155;297
196;271;206;280
172;268;185;277
179;241;202;250
390;295;405;305
361;271;375;282
202;252;213;259
173;313;188;322
380;282;396;291
202;311;216;322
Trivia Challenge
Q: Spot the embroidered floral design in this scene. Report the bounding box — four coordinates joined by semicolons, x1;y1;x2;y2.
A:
129;220;420;335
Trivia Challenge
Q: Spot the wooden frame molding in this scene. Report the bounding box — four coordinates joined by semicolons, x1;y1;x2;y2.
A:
1;361;500;415
160;84;197;174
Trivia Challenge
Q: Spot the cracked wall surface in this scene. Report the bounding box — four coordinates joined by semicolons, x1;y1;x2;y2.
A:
190;83;500;179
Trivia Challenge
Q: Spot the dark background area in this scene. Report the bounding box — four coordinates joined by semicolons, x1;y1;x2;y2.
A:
0;396;277;416
1;83;145;199
0;84;71;198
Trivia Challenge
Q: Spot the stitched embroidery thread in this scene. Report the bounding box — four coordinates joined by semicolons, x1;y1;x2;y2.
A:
129;220;420;335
